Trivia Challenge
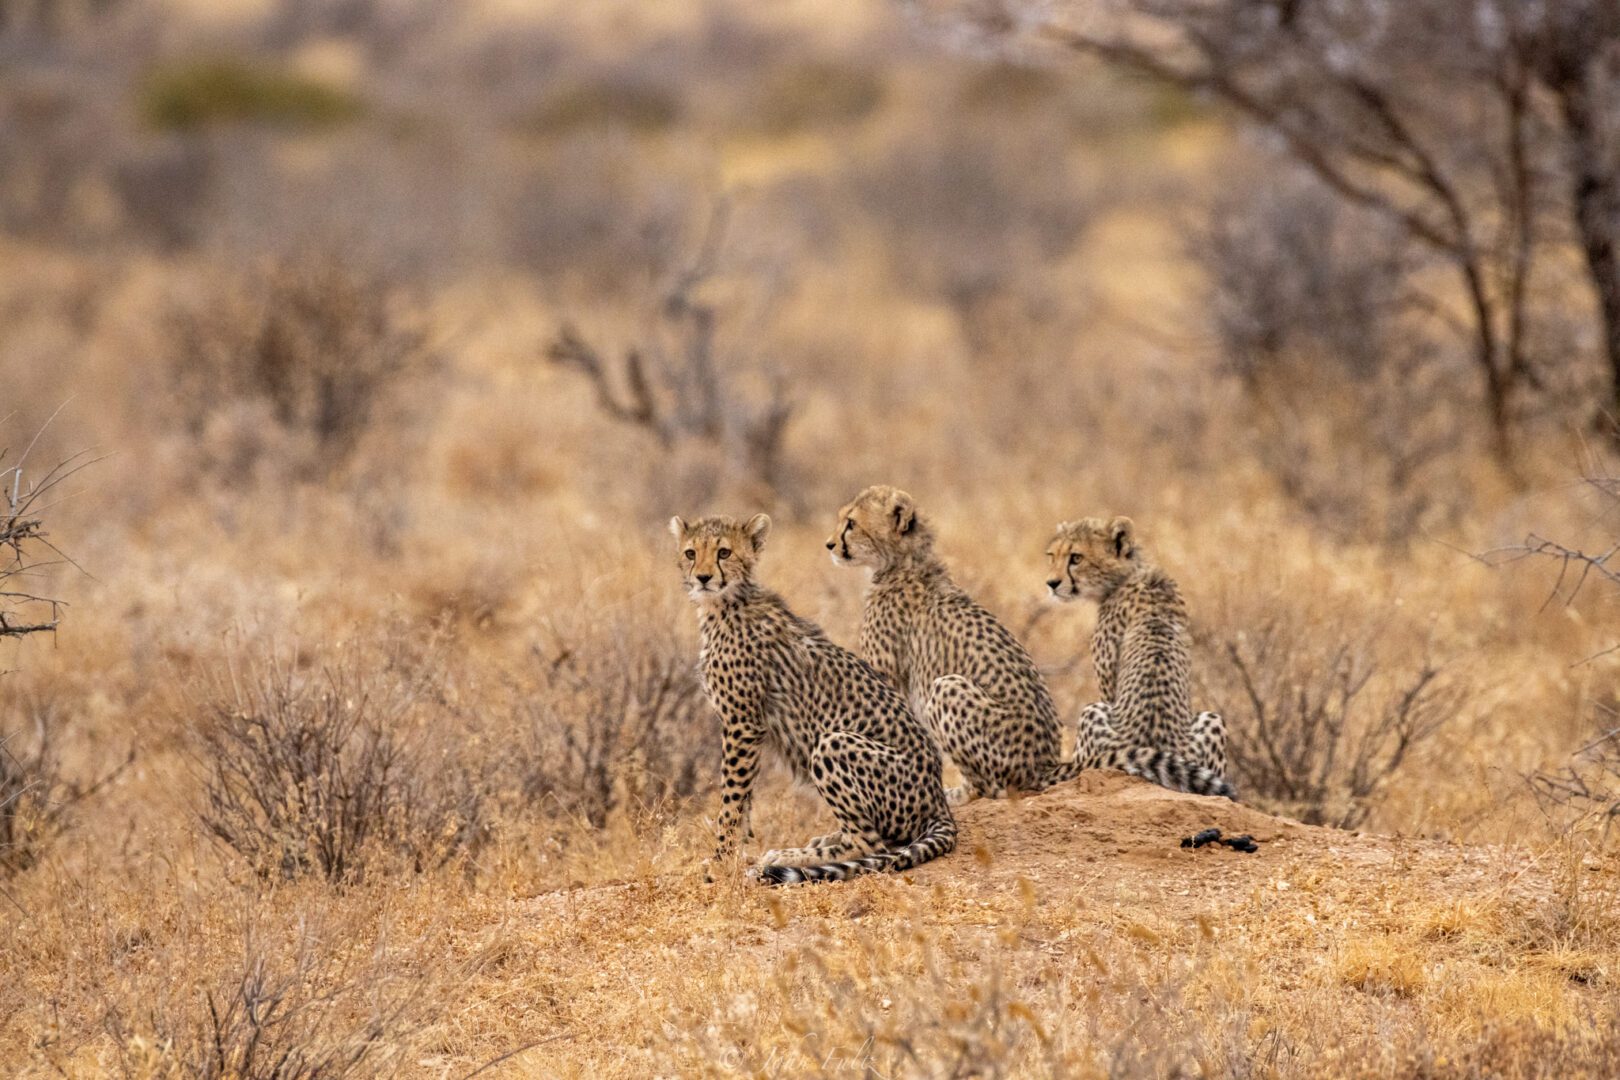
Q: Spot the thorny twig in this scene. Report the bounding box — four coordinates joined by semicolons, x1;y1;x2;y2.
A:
1;413;97;641
1472;463;1620;665
1528;709;1620;830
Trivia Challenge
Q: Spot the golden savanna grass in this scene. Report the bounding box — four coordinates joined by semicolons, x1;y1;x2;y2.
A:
3;0;1620;1076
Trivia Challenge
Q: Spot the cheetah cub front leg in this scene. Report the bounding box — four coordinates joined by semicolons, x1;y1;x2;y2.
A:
703;725;762;881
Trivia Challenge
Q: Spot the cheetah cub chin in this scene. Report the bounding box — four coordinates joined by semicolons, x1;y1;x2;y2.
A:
1046;516;1234;799
827;485;1079;804
671;513;956;885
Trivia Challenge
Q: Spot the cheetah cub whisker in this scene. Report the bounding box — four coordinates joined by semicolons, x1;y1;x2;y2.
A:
671;512;957;885
1046;516;1235;799
827;485;1083;804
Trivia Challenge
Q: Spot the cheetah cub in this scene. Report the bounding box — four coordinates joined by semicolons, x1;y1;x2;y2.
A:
827;485;1077;804
828;486;1227;803
1046;516;1234;798
671;513;956;885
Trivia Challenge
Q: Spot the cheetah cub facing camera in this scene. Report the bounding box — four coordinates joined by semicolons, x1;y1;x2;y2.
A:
1046;516;1234;798
671;513;956;885
828;486;1229;802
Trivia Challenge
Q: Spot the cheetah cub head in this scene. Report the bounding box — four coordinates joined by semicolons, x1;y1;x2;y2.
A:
669;514;770;603
1045;516;1139;602
826;485;933;570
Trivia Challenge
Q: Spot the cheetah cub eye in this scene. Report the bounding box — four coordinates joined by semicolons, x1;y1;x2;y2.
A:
684;549;696;561
717;548;732;560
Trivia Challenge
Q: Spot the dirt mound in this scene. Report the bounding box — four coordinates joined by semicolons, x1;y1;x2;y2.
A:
497;775;1590;1076
948;770;1302;864
916;772;1562;919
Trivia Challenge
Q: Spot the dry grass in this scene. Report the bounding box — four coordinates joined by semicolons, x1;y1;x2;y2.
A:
1;1;1619;1076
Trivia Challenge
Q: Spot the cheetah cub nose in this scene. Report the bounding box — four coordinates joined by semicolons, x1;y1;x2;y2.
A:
825;540;835;550
696;574;713;585
1046;579;1062;591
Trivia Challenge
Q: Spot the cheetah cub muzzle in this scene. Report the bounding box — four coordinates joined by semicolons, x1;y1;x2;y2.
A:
1046;516;1234;799
672;513;956;885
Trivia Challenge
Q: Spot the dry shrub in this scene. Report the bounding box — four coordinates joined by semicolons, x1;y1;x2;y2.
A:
1524;713;1620;954
667;891;1247;1078
105;922;432;1080
164;258;429;484
0;689;128;877
518;623;713;829
1197;610;1468;829
1335;936;1428;997
196;640;488;883
671;894;1069;1078
1383;1015;1620;1080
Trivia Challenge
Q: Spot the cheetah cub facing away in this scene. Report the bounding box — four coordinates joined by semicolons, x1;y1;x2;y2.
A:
828;486;1076;804
828;486;1228;802
671;513;956;885
1046;516;1233;798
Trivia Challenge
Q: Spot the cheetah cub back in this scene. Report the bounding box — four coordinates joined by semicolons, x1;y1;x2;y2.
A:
1046;516;1234;799
827;485;1080;803
671;512;956;885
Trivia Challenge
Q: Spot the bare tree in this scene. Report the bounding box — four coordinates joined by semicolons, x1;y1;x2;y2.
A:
1528;711;1620;834
0;419;114;885
164;258;431;484
1530;3;1620;434
945;0;1620;461
546;203;797;498
1197;162;1470;541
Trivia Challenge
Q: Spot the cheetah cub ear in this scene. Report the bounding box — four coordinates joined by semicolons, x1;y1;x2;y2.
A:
668;516;687;541
744;513;771;551
1109;516;1136;559
890;490;916;536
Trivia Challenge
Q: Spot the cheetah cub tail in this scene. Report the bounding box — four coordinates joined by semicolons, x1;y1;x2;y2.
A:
1119;747;1237;800
757;817;958;886
1038;758;1085;789
1039;751;1236;799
